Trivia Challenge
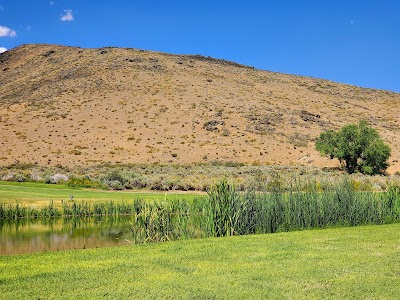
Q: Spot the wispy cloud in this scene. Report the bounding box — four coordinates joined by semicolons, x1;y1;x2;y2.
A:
60;9;74;21
19;25;31;31
50;1;54;5
0;47;7;53
0;26;17;37
0;5;4;11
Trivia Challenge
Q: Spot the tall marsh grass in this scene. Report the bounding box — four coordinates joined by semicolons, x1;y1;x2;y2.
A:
0;201;61;220
205;177;400;236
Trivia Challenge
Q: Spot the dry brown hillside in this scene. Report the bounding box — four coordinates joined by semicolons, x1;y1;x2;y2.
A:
0;44;399;173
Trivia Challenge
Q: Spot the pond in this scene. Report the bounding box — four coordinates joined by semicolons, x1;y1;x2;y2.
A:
0;217;145;255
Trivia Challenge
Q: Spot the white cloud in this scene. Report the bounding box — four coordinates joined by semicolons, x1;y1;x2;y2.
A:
0;47;7;53
60;9;74;21
0;26;16;37
0;5;4;11
50;1;54;5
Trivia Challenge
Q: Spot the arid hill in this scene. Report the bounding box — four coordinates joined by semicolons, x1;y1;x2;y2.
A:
0;44;399;173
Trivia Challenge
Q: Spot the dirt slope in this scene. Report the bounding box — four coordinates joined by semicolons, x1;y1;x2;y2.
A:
0;44;399;173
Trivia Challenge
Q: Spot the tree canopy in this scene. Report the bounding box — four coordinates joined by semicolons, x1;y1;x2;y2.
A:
315;120;391;174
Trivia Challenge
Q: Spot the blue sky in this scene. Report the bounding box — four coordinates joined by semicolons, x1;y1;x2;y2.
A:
1;0;399;92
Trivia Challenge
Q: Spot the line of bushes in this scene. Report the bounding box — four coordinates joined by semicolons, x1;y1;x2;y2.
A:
2;163;400;192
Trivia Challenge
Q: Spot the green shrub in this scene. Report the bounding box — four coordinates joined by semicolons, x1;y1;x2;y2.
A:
67;176;107;189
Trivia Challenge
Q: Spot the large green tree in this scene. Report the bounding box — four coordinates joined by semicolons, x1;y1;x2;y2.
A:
315;120;391;174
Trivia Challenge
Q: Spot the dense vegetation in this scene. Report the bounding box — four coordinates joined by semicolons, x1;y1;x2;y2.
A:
316;120;391;174
2;177;399;243
1;162;399;192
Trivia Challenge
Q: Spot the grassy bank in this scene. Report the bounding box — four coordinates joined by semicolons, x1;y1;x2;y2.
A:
1;224;399;299
0;181;204;207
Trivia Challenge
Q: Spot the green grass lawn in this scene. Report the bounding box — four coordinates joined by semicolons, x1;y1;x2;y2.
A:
0;181;205;207
1;224;399;299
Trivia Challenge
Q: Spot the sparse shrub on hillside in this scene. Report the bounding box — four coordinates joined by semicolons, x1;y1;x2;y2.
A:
288;132;310;147
221;128;230;136
208;161;246;167
4;162;37;170
203;120;225;131
245;110;282;135
69;150;82;155
42;50;55;57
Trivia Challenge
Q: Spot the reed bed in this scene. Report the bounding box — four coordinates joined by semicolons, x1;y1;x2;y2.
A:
0;199;194;220
1;176;399;243
206;177;400;236
0;201;61;220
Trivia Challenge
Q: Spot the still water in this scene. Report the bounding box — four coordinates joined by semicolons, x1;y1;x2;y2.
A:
0;217;138;255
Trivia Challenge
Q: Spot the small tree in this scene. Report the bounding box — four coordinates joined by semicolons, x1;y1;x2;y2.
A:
315;120;391;174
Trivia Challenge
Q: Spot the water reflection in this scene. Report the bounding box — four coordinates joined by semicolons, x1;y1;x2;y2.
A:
0;217;136;255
